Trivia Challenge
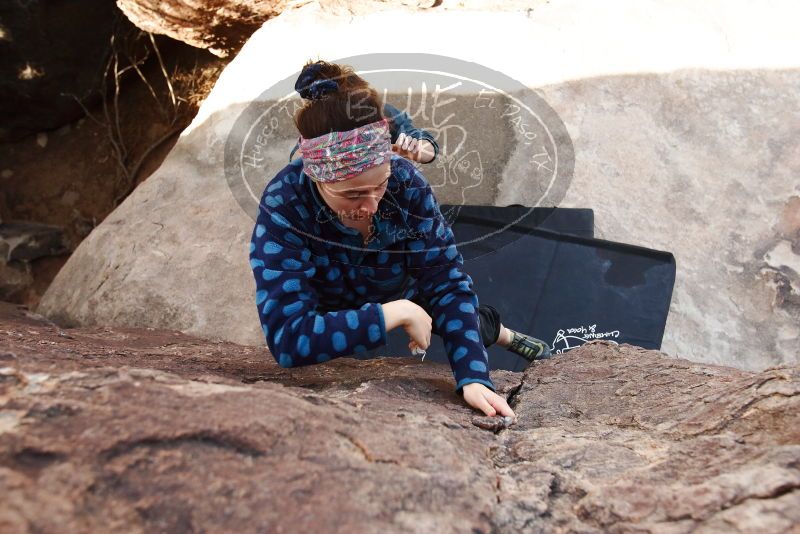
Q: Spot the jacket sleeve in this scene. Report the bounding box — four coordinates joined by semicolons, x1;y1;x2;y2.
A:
249;200;388;367
402;163;495;394
383;102;440;161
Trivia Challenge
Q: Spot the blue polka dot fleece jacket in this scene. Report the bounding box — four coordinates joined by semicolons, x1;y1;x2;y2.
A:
248;154;495;394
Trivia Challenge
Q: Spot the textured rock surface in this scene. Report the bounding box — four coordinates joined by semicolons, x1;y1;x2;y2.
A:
116;0;290;57
0;222;70;263
2;301;799;532
115;0;543;56
0;222;70;302
37;2;799;371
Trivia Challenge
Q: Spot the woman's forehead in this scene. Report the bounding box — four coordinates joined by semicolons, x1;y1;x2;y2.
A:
328;163;391;192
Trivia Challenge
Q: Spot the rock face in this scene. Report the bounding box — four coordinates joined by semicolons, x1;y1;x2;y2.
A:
116;0;286;57
0;222;70;302
1;301;798;532
114;0;534;56
37;2;799;371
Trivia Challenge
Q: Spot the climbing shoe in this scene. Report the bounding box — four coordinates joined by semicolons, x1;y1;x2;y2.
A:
506;329;552;363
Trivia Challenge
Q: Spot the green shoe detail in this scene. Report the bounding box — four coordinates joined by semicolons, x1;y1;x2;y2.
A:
506;330;552;363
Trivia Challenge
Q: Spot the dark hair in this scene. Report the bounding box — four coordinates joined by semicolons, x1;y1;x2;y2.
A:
293;60;391;139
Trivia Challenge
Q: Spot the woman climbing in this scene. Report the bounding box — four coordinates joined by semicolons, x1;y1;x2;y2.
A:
249;60;551;420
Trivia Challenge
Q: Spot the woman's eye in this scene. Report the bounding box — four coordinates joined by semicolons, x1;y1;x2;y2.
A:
344;184;385;200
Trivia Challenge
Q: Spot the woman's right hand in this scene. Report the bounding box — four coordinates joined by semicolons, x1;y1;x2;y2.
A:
381;299;432;350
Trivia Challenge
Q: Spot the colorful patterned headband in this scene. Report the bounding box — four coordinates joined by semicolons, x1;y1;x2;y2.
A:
299;118;392;183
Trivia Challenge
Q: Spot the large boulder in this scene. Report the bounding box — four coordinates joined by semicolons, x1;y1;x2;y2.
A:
37;2;800;370
114;0;542;57
115;0;443;57
1;302;798;532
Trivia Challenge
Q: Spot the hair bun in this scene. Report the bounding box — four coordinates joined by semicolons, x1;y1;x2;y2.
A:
295;62;339;100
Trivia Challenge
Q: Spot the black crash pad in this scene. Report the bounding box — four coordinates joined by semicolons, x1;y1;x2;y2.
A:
354;206;675;373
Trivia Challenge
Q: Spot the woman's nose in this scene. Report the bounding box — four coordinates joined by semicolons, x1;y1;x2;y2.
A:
360;194;379;212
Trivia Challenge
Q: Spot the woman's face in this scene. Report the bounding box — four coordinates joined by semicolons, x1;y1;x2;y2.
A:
316;162;391;222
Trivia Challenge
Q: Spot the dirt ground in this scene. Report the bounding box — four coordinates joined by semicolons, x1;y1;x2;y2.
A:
0;37;228;310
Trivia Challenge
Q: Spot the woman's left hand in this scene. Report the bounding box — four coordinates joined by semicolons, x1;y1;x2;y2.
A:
461;383;517;421
392;134;435;163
